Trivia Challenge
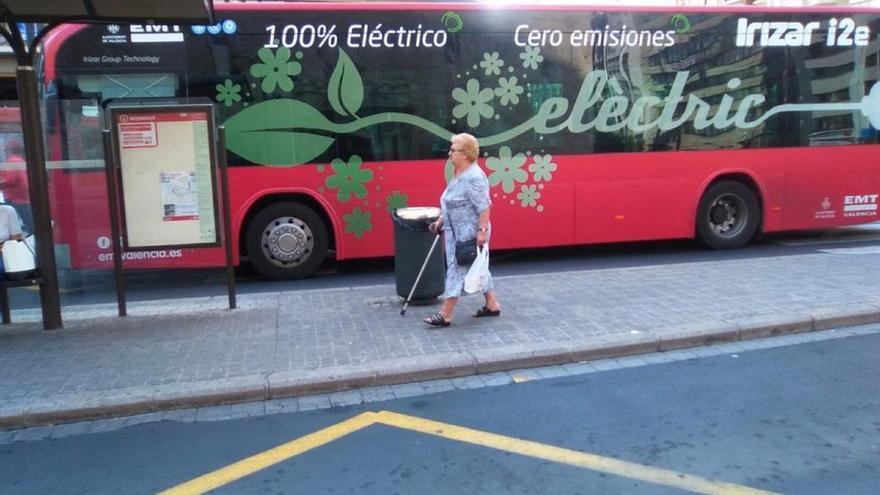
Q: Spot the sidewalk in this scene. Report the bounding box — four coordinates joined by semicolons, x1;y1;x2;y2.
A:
1;249;879;429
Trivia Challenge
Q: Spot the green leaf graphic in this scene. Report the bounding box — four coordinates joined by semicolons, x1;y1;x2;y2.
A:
328;49;364;117
224;99;335;166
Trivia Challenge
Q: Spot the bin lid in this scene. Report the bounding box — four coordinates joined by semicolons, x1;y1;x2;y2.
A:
395;207;440;220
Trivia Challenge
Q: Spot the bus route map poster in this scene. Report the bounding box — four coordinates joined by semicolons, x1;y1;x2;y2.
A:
111;105;220;250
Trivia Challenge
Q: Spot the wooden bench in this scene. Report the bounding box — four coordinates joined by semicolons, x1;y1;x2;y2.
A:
0;275;43;324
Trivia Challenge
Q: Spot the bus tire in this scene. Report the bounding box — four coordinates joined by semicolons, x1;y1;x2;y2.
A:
696;180;760;249
246;202;329;280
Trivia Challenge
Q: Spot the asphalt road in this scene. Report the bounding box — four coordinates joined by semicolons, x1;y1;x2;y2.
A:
15;222;880;308
2;328;878;494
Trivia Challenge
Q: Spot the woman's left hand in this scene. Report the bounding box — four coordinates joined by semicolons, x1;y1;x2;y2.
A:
476;229;487;247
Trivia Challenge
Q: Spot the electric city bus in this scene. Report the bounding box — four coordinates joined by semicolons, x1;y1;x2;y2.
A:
32;2;880;279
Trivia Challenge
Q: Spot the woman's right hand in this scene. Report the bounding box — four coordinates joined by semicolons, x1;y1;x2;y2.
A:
429;219;442;234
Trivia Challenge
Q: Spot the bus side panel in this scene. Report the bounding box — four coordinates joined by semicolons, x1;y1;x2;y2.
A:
782;145;880;230
572;144;878;245
254;157;580;260
575;151;706;245
489;178;577;251
228;159;439;261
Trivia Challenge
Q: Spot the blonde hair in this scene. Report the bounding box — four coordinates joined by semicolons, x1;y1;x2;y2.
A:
452;133;479;162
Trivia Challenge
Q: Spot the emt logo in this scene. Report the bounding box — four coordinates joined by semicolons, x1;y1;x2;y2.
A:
843;194;878;217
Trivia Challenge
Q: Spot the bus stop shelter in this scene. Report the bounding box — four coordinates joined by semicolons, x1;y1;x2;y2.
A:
0;0;214;329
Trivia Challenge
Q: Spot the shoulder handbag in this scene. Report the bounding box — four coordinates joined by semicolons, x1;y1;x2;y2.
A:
449;222;478;266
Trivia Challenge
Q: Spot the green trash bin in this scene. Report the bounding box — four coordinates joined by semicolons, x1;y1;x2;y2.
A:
392;207;444;302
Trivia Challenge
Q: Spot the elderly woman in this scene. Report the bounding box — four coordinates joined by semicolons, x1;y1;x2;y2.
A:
423;133;501;327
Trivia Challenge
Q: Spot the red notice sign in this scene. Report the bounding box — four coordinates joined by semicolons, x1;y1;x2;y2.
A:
119;122;158;148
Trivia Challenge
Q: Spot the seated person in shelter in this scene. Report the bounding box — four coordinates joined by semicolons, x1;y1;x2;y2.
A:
0;203;23;276
0;138;30;230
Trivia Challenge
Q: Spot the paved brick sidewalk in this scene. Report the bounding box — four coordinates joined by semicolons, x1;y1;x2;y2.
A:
1;250;879;428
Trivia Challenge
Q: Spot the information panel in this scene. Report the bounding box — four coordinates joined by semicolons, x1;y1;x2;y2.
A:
110;104;219;249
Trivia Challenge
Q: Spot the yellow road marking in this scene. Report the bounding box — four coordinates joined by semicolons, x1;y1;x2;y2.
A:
376;411;776;495
157;411;380;495
158;410;779;495
510;374;533;383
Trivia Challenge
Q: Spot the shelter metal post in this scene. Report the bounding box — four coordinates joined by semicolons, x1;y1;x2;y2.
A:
218;126;236;310
15;65;62;330
102;129;126;316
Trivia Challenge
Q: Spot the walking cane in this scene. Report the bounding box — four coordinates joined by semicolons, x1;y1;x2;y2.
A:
400;233;441;316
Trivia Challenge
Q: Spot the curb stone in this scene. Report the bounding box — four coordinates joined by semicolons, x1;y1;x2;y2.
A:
567;332;660;362
469;342;572;374
809;305;880;331
731;313;813;340
367;352;477;383
654;322;740;351
267;365;378;398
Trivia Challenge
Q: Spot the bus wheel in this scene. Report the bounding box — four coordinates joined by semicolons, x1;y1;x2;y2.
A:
696;180;760;249
246;202;329;280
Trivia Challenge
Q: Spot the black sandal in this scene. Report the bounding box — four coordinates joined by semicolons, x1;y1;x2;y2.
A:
423;313;451;327
474;306;501;318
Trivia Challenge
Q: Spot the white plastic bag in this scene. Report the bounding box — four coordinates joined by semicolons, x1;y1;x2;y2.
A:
464;245;490;294
3;237;36;279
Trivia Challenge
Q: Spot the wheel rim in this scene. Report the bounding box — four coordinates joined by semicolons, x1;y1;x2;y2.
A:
707;193;748;239
261;216;314;268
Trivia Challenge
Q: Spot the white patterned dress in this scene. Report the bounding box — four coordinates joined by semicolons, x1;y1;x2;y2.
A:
440;162;493;299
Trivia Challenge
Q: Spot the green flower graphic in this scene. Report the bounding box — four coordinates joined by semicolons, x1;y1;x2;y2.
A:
386;191;409;212
486;146;528;193
671;14;692;34
479;51;504;76
216;79;242;107
344;207;373;237
324;155;374;202
249;47;302;93
529;154;557;182
452;79;495;128
519;46;544;70
517;184;541;208
495;76;524;106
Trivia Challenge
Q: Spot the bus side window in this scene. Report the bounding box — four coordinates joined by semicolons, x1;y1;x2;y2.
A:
59;100;102;161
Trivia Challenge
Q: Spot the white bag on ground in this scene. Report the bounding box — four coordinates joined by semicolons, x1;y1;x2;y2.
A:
464;245;490;294
3;237;36;279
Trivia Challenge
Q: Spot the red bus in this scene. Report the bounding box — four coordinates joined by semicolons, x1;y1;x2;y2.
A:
34;2;880;279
